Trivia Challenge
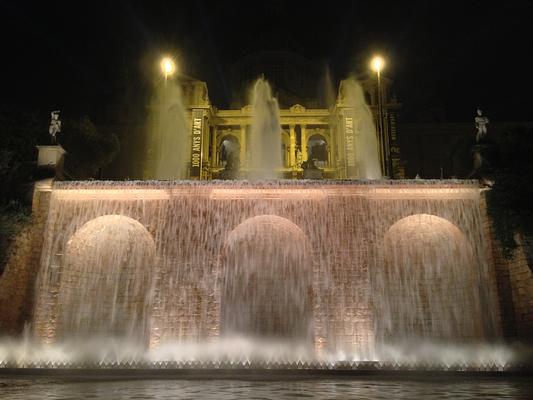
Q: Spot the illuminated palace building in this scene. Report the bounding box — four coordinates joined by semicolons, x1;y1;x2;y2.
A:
165;51;402;179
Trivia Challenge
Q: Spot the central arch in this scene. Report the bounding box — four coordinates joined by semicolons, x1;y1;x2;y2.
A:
220;215;313;339
307;134;329;167
218;135;240;168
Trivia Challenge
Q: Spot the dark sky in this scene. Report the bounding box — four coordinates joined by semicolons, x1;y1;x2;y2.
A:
2;1;532;123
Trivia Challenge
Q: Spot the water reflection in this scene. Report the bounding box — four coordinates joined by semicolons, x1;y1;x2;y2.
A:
0;378;531;400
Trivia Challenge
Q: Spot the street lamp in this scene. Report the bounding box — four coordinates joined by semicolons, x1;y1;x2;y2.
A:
371;56;384;75
160;56;176;80
370;55;389;177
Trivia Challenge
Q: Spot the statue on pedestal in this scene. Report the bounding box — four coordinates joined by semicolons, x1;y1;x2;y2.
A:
302;158;323;179
48;110;61;144
474;108;489;142
218;146;240;180
469;107;494;186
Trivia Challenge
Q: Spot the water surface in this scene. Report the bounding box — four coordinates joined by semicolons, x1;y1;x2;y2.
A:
1;378;532;399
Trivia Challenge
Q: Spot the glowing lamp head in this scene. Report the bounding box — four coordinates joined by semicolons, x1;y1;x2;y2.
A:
160;57;176;78
371;56;385;73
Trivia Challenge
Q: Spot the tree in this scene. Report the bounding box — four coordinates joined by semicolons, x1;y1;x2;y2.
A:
0;110;120;274
486;126;533;258
61;116;120;179
0;109;47;205
0;109;46;274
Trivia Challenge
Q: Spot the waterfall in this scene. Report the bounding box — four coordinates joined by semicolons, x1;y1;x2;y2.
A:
18;179;504;365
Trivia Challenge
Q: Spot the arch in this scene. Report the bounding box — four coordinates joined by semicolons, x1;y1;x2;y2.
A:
57;215;155;340
218;135;240;168
220;215;313;339
373;213;483;342
307;134;329;167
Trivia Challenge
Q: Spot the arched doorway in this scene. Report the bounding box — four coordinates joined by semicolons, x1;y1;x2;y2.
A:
219;135;240;169
373;214;484;342
307;134;329;167
57;215;155;340
221;215;313;339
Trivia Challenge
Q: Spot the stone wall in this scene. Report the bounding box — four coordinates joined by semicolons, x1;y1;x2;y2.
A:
506;235;533;341
0;180;52;335
481;192;533;342
3;180;533;349
492;234;533;341
31;181;494;354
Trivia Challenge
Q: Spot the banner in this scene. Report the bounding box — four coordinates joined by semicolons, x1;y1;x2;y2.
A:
343;109;357;178
190;109;203;178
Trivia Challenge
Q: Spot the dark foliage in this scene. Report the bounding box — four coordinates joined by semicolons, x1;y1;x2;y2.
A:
486;126;533;258
0;201;30;275
0;110;119;274
61;116;120;179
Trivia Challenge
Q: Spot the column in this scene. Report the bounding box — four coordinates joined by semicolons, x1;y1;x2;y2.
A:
289;124;296;168
240;125;246;168
211;128;218;168
300;124;307;162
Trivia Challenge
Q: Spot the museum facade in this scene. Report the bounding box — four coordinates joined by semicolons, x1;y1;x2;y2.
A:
174;70;403;180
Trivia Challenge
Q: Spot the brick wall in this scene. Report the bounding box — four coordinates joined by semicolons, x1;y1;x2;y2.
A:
500;235;533;341
0;180;52;335
481;192;533;342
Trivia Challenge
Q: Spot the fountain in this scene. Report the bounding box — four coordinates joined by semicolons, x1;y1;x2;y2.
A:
0;79;530;384
0;177;516;372
249;78;283;179
144;78;189;180
339;78;382;179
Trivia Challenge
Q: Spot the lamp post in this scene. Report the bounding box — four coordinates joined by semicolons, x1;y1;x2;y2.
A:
155;56;178;178
160;56;176;81
370;55;389;177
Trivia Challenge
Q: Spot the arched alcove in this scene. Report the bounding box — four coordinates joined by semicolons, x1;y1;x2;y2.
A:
221;215;313;339
373;213;483;342
219;135;240;168
307;134;329;167
57;215;155;340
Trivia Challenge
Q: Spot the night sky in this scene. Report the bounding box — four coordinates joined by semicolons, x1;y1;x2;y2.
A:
2;1;532;123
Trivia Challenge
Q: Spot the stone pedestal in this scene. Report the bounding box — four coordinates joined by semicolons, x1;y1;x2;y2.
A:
36;145;66;179
303;167;323;179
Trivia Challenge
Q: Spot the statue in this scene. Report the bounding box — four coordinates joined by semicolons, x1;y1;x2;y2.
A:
474;108;489;142
49;110;61;144
302;158;323;179
218;140;240;180
296;148;303;168
469;107;495;185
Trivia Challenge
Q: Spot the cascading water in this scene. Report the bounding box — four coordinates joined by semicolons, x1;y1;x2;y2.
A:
56;215;154;341
339;78;382;179
145;79;189;179
371;213;496;345
249;78;282;179
221;215;313;340
0;179;512;368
